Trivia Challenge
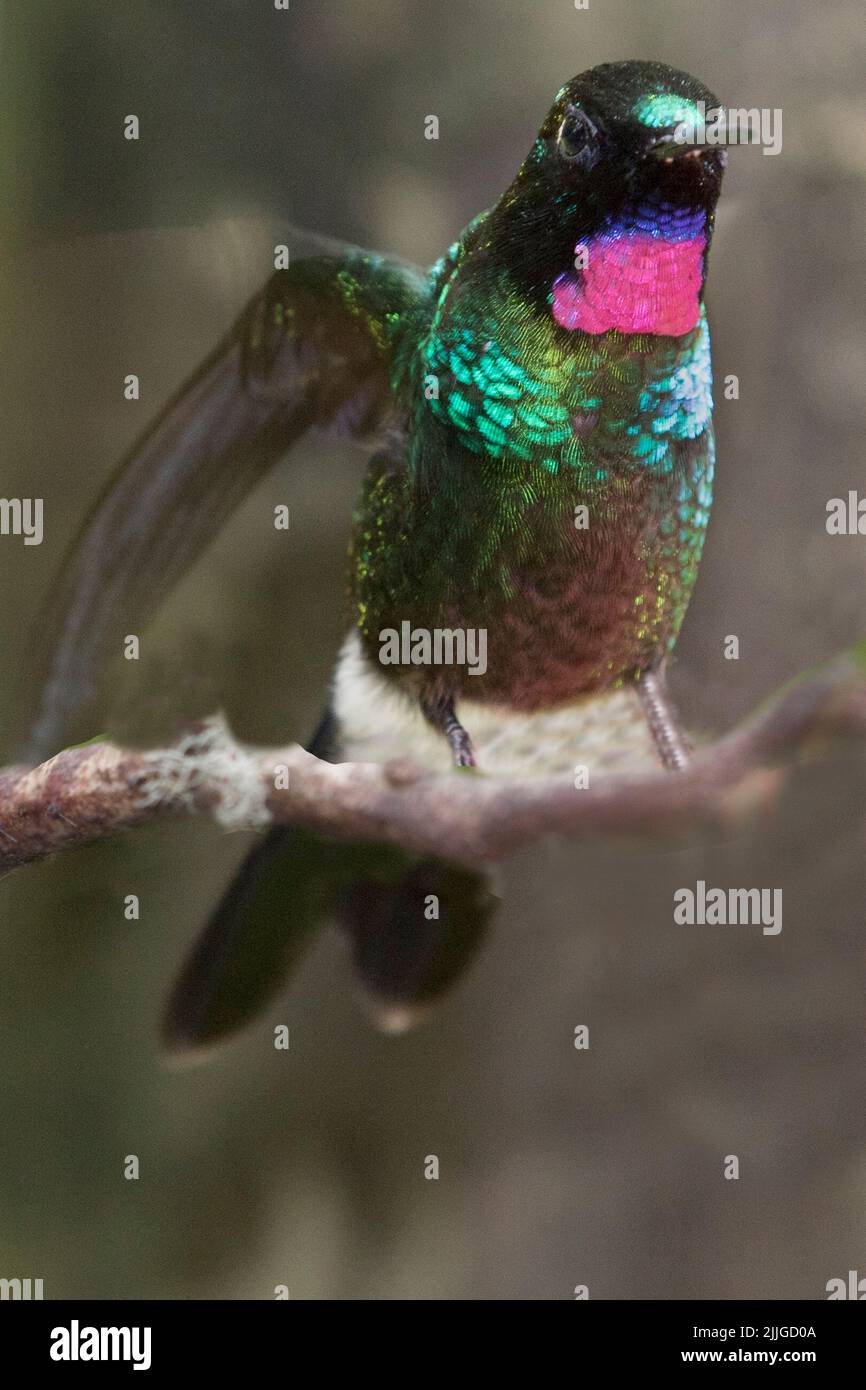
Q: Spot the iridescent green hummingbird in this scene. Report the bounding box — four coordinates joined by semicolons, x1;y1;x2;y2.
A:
28;61;727;1053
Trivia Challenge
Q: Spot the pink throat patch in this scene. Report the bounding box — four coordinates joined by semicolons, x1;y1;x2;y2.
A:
552;232;706;337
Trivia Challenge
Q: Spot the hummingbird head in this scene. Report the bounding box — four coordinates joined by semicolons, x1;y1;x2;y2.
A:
487;61;727;336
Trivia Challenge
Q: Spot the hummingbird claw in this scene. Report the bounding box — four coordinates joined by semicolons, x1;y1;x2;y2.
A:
421;693;478;769
452;735;478;770
637;669;691;771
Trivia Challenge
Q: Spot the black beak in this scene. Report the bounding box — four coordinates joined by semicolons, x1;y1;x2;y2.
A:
647;131;709;162
645;130;729;169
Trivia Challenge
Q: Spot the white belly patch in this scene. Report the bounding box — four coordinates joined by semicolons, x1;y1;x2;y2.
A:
331;632;659;779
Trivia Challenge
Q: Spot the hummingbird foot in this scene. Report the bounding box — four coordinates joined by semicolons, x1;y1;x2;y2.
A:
421;694;478;769
637;669;691;771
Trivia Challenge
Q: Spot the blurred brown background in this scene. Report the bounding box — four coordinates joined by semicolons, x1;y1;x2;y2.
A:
0;0;864;1299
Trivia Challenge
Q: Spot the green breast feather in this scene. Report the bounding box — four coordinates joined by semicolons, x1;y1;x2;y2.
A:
420;253;713;484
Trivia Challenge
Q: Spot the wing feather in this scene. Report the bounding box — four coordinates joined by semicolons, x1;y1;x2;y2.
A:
26;251;424;758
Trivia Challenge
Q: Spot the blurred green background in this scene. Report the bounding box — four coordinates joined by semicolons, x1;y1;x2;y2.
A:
1;0;865;1298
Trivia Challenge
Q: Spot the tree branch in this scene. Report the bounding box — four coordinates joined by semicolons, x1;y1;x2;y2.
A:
2;648;865;873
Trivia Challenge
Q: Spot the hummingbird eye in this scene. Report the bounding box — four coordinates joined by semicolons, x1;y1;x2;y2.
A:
556;106;598;166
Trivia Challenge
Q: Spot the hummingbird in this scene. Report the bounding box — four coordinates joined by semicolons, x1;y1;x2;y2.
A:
27;61;727;1054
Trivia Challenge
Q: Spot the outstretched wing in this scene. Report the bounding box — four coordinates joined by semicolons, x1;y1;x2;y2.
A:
26;248;425;759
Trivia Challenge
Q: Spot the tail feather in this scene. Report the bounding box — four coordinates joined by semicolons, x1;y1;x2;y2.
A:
339;858;498;1032
162;709;498;1058
161;824;338;1058
162;710;339;1057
